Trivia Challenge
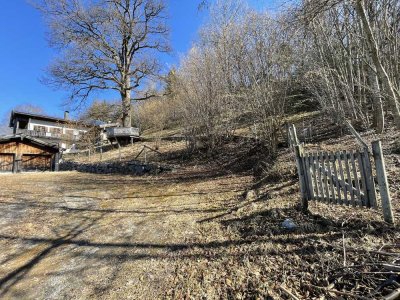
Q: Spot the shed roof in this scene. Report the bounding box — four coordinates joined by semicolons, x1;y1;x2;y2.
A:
0;135;60;151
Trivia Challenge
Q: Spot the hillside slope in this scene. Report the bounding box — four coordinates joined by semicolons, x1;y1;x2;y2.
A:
58;114;400;299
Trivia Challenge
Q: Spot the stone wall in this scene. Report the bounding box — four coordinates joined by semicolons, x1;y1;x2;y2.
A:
60;160;170;175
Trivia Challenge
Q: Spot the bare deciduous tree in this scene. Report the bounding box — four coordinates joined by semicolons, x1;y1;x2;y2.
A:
131;0;400;152
174;0;295;153
297;0;400;131
35;0;169;127
79;100;122;124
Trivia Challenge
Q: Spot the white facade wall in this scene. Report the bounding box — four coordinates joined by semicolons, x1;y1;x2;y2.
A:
27;119;87;135
26;119;87;153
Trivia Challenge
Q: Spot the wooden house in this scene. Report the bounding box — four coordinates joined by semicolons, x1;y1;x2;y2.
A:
0;135;60;173
9;111;140;150
9;111;88;152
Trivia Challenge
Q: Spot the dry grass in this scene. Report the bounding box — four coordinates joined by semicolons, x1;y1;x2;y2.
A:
0;122;399;299
165;128;400;299
0;170;252;299
64;140;187;164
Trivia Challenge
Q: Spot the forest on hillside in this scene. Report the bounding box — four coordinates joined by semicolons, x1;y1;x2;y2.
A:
134;0;400;153
4;0;399;151
1;1;400;299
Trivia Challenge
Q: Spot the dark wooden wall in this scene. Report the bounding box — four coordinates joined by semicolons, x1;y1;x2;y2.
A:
0;141;53;155
0;141;57;172
21;155;52;171
0;154;14;172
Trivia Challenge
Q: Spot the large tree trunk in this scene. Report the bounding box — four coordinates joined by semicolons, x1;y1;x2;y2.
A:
354;0;400;129
121;76;132;127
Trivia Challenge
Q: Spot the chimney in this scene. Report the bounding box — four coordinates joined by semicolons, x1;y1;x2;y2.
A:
64;111;69;120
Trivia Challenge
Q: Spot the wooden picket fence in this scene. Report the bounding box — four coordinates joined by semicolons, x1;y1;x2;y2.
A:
288;124;394;224
302;150;375;207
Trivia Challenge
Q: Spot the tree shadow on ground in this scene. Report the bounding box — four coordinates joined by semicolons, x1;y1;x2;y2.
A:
0;202;398;298
218;205;399;246
0;200;230;216
0;214;106;297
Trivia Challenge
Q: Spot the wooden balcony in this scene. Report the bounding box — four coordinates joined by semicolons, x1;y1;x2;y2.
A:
106;127;140;138
17;129;81;142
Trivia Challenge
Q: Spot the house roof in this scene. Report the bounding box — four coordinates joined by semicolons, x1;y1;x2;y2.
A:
9;111;89;128
0;134;60;151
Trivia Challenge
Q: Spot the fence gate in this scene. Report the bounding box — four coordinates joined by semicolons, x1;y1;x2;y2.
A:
289;124;394;224
301;150;376;208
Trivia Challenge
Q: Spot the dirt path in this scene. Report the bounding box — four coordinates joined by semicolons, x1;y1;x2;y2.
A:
1;128;399;299
0;171;250;299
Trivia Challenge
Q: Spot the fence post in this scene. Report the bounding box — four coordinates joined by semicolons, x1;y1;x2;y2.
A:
294;144;308;212
54;152;60;171
289;124;299;147
286;123;291;147
292;124;299;145
361;148;377;208
372;140;394;224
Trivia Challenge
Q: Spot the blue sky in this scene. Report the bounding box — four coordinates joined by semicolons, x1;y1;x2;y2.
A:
0;0;278;121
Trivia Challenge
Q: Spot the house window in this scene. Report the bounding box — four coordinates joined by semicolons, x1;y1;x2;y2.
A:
65;129;74;135
49;127;62;134
33;125;47;133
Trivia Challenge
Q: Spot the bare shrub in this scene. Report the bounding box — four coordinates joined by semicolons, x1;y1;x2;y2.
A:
175;1;295;153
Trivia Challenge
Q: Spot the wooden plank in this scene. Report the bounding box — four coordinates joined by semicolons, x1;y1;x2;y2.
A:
316;152;324;201
294;145;308;211
144;145;162;155
306;153;315;200
322;152;330;202
107;127;140;138
358;152;369;207
337;151;348;205
0;141;54;155
304;153;314;200
344;120;370;150
362;149;377;209
22;154;52;172
327;153;335;204
301;154;307;199
0;154;14;172
317;152;325;201
332;153;341;204
350;151;363;207
311;152;319;200
0;142;17;153
313;152;319;201
372;141;394;224
287;123;291;147
134;147;145;160
288;124;294;148
343;150;355;207
290;124;299;146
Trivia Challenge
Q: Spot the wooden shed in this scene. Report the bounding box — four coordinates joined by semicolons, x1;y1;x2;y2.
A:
0;135;60;173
